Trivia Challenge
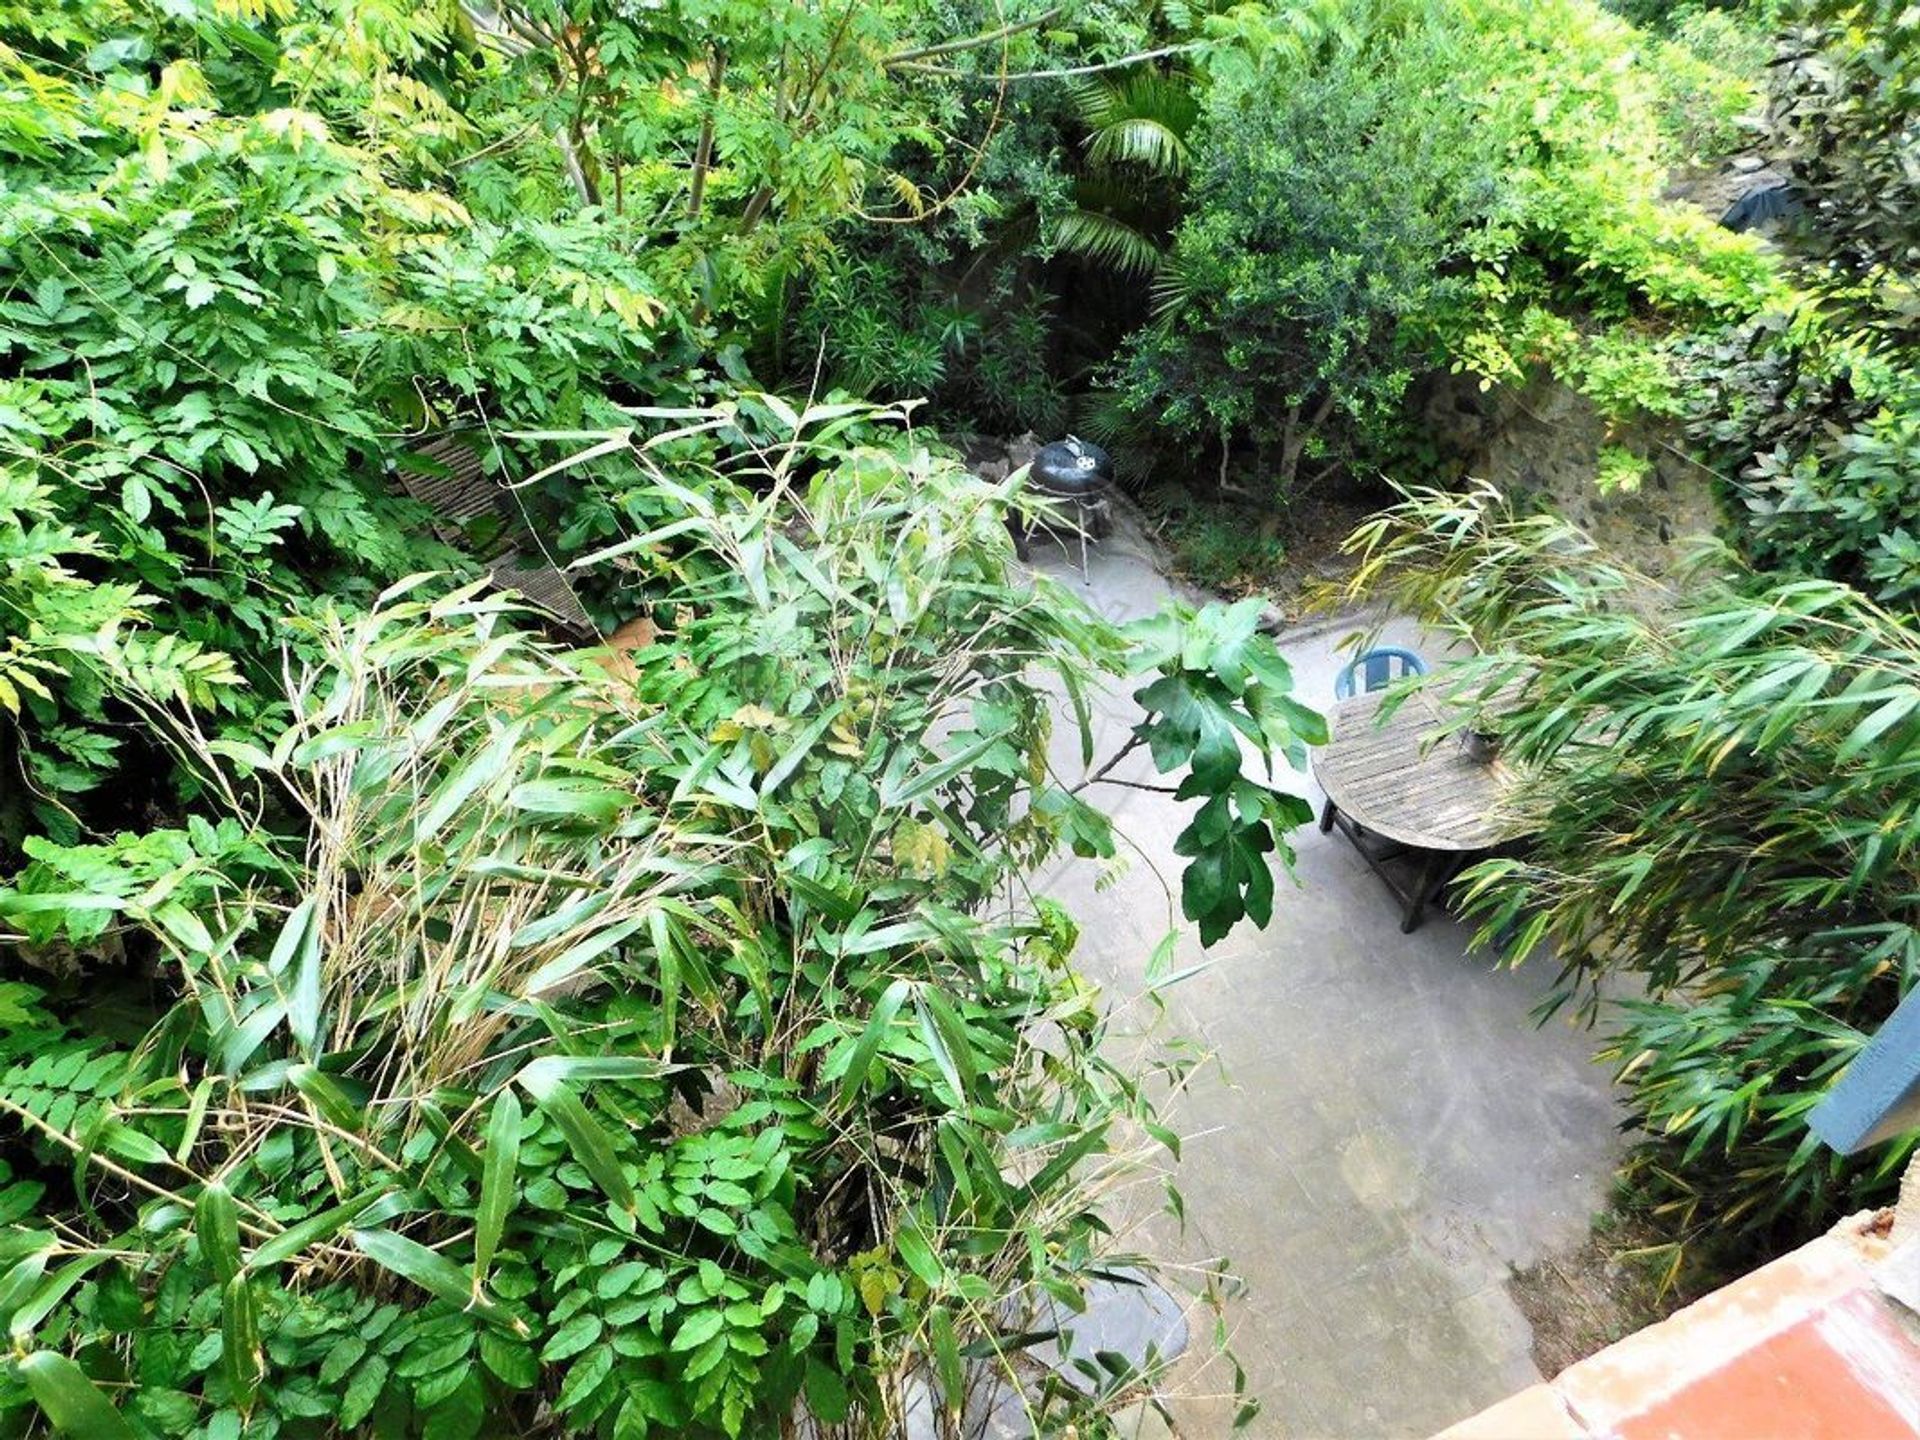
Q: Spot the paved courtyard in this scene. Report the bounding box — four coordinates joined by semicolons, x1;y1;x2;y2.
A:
1029;517;1625;1438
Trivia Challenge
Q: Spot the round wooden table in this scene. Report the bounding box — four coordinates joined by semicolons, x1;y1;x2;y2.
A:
1312;685;1525;932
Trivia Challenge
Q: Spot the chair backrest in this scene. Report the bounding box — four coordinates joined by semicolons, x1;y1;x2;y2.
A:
1335;646;1427;700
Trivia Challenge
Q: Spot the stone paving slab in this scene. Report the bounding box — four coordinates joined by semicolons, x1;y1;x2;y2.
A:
1025;516;1624;1438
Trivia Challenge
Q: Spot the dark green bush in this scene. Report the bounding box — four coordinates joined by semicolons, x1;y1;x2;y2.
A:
1113;0;1777;504
1679;0;1920;606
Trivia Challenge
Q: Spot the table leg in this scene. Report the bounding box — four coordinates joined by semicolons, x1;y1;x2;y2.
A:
1319;798;1337;834
1401;850;1444;934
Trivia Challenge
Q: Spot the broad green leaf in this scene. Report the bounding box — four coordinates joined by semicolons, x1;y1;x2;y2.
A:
339;1356;389;1430
555;1342;615;1413
541;1312;602;1363
671;1308;724;1353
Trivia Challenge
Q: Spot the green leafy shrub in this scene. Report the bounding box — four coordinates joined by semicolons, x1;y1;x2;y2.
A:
1116;0;1782;501
1769;0;1920;345
1118;1;1500;497
0;3;707;854
1685;319;1920;603
1344;482;1920;1267
1677;0;1920;606
1141;494;1289;595
0;469;242;850
0;405;1317;1436
1645;7;1773;160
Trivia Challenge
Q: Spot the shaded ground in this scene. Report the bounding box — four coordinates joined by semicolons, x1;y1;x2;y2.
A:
1506;1213;1700;1378
1132;483;1380;617
1028;508;1627;1438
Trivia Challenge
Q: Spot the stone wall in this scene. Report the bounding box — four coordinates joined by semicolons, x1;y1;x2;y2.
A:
1419;372;1724;580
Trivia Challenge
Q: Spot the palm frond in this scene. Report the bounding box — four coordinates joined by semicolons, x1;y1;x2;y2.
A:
1070;389;1161;481
1150;252;1199;317
1051;210;1164;276
1071;70;1200;179
1088;117;1189;176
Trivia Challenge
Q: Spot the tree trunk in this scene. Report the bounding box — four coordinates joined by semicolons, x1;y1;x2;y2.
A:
687;50;729;218
1277;391;1336;494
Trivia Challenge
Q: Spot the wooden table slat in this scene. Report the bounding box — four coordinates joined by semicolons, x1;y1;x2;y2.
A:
1311;687;1523;852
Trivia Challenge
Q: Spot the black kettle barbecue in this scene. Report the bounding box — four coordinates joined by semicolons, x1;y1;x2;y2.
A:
1017;435;1115;580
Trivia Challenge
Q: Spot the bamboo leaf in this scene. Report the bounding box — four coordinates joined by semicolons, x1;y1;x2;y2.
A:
348;1228;523;1333
507;429;633;491
514;1068;636;1214
838;979;913;1105
18;1352;136;1440
474;1089;521;1293
8;1256;106;1347
568;516;714;572
247;1188;396;1271
521;917;647;997
175;1076;214;1162
760;703;842;798
929;1306;964;1411
222;1275;261;1409
413;721;524;844
196;1180;242;1284
881;731;1006;808
896;1217;943;1288
514;1056;671;1090
217;996;286;1076
1836;692;1917;762
287;1064;363;1133
265;897;316;977
0;1244;54;1327
914;987;975;1102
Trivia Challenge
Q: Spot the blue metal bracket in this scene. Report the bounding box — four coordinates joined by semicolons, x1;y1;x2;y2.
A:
1810;988;1920;1154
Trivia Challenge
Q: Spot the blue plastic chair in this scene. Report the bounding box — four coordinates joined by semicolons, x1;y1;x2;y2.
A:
1334;646;1427;700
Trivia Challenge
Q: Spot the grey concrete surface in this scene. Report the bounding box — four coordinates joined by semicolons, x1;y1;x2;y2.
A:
1026;514;1625;1439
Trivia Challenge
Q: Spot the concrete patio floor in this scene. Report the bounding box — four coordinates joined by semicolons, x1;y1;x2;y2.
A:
1028;516;1625;1438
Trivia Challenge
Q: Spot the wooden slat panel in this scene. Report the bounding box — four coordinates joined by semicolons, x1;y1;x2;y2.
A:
393;435;501;546
393;433;597;640
488;551;595;637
